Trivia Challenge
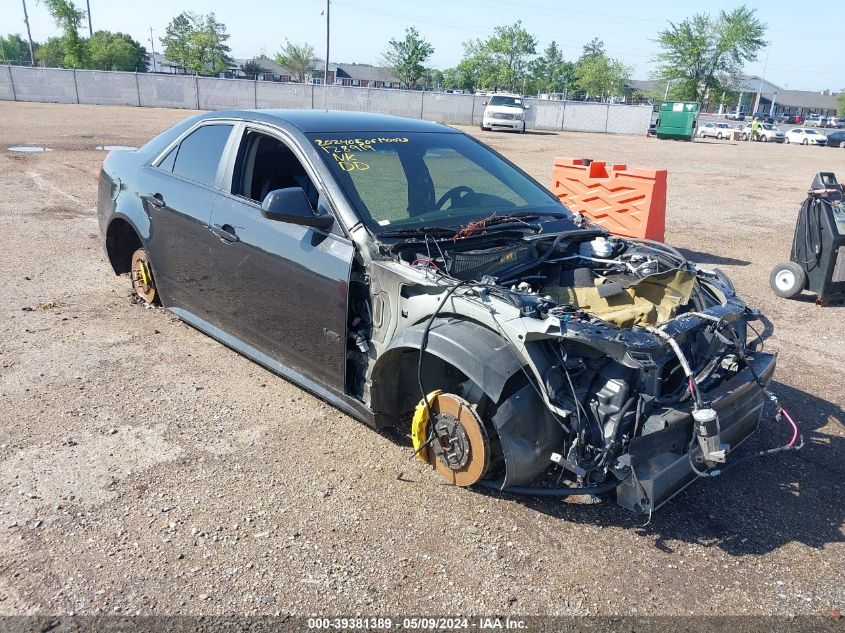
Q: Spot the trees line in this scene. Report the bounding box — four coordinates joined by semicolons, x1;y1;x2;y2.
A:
2;1;772;107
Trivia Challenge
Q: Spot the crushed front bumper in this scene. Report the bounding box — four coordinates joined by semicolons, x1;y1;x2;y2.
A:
616;351;777;513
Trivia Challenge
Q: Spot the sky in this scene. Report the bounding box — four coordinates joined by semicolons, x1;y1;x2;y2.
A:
8;0;844;92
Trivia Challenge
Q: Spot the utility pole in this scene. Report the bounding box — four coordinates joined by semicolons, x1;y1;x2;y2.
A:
21;0;35;66
149;27;157;73
86;0;92;36
323;0;330;109
753;47;770;116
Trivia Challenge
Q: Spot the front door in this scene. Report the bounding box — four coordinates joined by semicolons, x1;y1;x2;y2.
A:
209;128;354;392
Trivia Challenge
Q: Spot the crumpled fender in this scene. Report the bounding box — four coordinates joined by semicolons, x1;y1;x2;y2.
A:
372;318;523;422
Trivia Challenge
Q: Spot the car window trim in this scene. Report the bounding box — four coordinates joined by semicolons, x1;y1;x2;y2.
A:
217;122;351;241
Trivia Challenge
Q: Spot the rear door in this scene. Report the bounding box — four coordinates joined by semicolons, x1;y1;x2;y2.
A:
208;126;354;392
143;121;237;317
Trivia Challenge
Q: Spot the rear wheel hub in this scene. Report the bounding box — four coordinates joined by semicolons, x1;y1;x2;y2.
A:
130;248;157;304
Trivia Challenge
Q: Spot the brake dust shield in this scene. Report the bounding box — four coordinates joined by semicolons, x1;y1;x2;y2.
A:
411;391;490;487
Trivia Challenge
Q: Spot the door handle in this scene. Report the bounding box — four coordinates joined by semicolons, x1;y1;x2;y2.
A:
148;192;165;209
210;223;239;243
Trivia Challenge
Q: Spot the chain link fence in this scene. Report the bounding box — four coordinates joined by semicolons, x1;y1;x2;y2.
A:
1;66;652;135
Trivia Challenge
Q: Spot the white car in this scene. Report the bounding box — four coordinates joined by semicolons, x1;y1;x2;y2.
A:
480;94;527;133
804;115;828;128
741;123;785;142
827;117;843;129
698;122;734;139
785;128;828;146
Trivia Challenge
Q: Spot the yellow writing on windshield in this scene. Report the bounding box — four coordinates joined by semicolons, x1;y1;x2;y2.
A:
331;151;369;172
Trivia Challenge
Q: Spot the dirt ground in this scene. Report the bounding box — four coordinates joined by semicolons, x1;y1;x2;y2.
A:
0;102;843;617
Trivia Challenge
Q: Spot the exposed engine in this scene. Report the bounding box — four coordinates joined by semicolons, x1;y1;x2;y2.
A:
383;227;792;511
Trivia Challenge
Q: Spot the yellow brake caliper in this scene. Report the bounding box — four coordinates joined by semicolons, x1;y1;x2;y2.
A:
411;389;442;463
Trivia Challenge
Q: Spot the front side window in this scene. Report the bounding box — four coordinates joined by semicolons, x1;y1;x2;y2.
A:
308;132;566;234
169;124;234;187
231;130;319;208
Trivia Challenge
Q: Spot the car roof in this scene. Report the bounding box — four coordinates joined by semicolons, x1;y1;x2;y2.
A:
199;109;459;134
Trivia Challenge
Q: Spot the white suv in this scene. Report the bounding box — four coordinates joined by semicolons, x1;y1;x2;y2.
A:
481;94;527;133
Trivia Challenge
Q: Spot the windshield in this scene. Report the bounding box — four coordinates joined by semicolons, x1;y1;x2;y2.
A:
488;95;522;107
308;132;566;235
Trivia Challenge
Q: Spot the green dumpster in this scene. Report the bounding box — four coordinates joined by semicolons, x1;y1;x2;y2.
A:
655;101;699;141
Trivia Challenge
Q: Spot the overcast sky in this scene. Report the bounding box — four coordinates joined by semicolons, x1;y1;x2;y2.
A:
11;0;844;92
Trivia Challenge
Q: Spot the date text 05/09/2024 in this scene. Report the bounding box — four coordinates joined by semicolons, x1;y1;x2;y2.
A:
307;617;527;630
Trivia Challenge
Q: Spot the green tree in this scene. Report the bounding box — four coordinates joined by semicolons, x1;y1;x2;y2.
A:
0;34;38;64
382;27;434;89
241;58;261;79
581;37;605;60
35;37;64;67
531;41;576;96
654;5;767;102
838;92;845;116
161;12;231;75
574;53;632;101
423;67;444;90
88;31;147;71
275;40;315;83
458;21;537;93
40;0;87;68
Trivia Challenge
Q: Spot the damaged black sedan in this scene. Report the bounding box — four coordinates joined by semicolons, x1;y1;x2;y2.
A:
98;110;799;514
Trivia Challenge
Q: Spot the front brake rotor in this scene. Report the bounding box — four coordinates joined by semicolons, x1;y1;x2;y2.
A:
419;392;490;487
130;248;157;304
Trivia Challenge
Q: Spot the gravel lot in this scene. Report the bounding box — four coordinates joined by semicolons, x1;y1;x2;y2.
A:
0;102;843;618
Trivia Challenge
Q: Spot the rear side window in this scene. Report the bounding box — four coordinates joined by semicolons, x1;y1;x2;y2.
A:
169;124;233;187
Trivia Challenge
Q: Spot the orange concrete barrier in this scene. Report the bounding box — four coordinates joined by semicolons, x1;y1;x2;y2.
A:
551;157;668;242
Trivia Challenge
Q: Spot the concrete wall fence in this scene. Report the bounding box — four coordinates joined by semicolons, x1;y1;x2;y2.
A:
0;66;652;135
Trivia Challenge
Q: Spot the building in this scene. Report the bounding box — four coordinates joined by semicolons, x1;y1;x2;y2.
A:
727;76;839;117
147;52;187;75
628;76;839;117
334;64;402;89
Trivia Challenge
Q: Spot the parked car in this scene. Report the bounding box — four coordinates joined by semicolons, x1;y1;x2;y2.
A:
785;127;828;145
741;123;785;142
804;115;828;128
97;110;782;514
751;113;775;124
782;114;804;125
697;122;734;139
480;94;527;133
825;130;845;148
826;117;843;129
725;111;745;121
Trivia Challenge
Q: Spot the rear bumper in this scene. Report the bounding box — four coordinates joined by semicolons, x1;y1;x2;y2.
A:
616;351;777;513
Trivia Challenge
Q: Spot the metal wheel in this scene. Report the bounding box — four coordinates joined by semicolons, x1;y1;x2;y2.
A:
412;392;490;487
130;247;157;304
802;138;808;145
840;141;845;148
761;134;768;142
716;132;723;139
769;262;806;299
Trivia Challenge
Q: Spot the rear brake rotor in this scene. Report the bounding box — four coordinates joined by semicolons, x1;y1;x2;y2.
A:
422;393;490;487
130;248;157;304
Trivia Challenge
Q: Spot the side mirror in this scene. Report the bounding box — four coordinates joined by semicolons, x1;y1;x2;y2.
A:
481;101;487;106
523;103;530;109
261;187;333;229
